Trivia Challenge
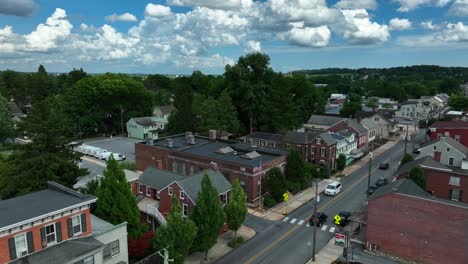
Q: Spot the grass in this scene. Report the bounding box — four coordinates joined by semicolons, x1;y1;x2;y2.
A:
228;237;244;248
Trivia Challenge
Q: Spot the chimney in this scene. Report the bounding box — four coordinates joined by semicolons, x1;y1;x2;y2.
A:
209;130;217;141
185;132;193;140
187;135;196;145
166;138;173;148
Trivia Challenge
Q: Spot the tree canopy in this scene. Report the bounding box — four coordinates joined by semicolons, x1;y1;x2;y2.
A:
409;166;426;190
225;179;247;238
266;167;287;202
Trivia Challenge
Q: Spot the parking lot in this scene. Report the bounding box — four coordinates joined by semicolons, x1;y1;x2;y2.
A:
81;136;141;162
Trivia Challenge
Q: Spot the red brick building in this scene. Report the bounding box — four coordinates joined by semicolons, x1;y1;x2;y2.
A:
134;167;231;230
366;179;468;264
396;156;467;203
135;132;287;205
429;121;468;147
328;119;369;150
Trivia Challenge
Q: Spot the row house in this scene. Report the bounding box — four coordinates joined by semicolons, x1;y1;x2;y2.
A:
327;118;369;150
397;156;467;203
417;136;468;168
429;121;468;147
134;168;231;230
367;178;468;264
395;94;448;122
135;131;287;205
0;182;128;264
331;130;357;165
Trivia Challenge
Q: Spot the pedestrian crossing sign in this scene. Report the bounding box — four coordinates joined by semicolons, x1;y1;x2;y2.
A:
283;192;289;201
334;214;341;225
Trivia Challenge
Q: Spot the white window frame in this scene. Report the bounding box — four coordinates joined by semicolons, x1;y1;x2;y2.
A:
138;184;143;194
451;189;460;201
110;240;120;257
45;223;56;245
449;176;460;186
72;215;82;236
146;186;151;197
183;203;188;217
168;187;173;196
447;148;450;152
448;157;454;166
433;146;437;151
83;255;94;264
455;135;461;141
180;190;185;199
320;147;326;157
14;233;28;257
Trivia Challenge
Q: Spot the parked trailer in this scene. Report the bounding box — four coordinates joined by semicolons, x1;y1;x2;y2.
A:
100;152;126;161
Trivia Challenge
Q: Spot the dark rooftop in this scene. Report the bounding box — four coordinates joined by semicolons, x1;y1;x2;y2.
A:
177;170;231;203
396;156;450;176
281;131;309;144
430;121;468;129
318;132;337;145
244;132;283;142
0;182;96;231
138;166;185;190
307;115;346;127
346;119;368;135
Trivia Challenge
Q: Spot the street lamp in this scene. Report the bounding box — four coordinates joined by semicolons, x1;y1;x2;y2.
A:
312;175;319;262
367;151;373;199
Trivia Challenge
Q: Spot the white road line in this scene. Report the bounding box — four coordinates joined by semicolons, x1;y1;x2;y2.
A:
290;218;297;224
298;220;304;225
329;227;336;233
306;223;310;227
283;217;289;222
321;225;328;231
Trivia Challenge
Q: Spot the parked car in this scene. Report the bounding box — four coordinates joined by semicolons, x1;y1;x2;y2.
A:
100;152;126;161
379;163;389;170
336;211;352;226
325;181;342;196
367;184;379;195
375;177;388;187
413;149;421;154
308;212;328;227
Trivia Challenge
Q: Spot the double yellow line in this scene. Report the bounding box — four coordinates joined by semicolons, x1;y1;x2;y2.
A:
245;171;369;264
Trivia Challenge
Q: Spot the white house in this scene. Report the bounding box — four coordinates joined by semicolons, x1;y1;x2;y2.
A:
417;136;468;167
127;117;168;140
331;130;357;158
152;105;175;121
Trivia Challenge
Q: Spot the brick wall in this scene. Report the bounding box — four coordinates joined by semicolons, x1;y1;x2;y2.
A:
0;209;92;263
366;193;468;264
430;128;468;147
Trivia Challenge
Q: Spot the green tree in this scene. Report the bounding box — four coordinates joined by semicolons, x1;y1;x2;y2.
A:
0;99;87;199
154;195;197;264
366;98;378;110
225;179;247;238
409;166;426;190
191;173;225;260
266;167;287;202
69;68;87;84
167;77;195;134
286;149;307;190
449;93;468;110
144;74;172;91
0;94;14;142
78;178;100;196
340;101;361;118
336;154;347;172
401;153;414;166
439;77;460;94
198;90;241;135
95;157;146;238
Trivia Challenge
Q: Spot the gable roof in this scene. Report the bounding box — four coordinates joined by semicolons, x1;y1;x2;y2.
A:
318;132;337;145
0;182;96;232
158;105;175;115
244;132;283;142
361;118;378;130
130;116;168;127
396;156;450;176
307;115;346;127
177;170;232;203
281;131;310;144
430;121;468;129
347;119;368;134
354;110;376;119
138;167;185;190
419;136;468;156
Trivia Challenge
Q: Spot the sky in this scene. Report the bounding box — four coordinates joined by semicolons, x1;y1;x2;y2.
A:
0;0;467;74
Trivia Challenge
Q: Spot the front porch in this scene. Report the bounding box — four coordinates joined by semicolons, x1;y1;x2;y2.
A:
137;197;166;231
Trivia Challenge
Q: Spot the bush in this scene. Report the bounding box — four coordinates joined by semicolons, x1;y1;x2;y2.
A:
227;236;244;248
287;181;301;194
120;161;137;171
263;195;276;208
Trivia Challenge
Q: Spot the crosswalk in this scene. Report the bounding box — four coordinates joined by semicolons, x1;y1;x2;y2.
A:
281;217;339;233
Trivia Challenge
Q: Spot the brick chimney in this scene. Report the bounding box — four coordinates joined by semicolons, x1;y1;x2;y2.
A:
209;129;217;141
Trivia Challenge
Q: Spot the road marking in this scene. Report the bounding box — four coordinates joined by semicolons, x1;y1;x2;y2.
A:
321;225;328;231
306;223;310;227
298;220;304;225
290;218;297;224
329;227;336;233
283;217;289;222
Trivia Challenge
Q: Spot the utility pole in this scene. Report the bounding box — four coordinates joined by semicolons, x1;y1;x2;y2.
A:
258;174;262;211
367;150;373;199
404;123;409;155
412;120;417;152
120;105;124;136
312;177;318;262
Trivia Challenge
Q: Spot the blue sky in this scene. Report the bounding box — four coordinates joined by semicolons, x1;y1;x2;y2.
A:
0;0;467;74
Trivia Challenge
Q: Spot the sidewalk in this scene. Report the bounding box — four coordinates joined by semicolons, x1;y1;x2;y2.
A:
306;237;343;264
185;225;256;264
249;138;402;222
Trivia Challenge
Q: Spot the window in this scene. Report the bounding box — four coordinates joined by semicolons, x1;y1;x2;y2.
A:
146;186;151;197
449;176;460;186
190;165;194;175
180;190;185;199
221;193;227;204
83;256;94;264
183;204;188;217
14;233;28;257
455;135;461;141
168;187;173;196
451;189;460;201
138;184;143;194
172;161;177;173
447;148;450;152
320;147;326;157
445;132;450;136
311;147;315;156
72;215;82;235
316;138;322;145
104;240;120;259
449;157;454;166
433;146;437;151
45;223;56;244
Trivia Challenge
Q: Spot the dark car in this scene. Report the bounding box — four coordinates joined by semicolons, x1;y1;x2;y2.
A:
367;184;379;195
375;177;388;187
335;211;352;226
309;212;328;227
379;163;389;170
413;149;421;154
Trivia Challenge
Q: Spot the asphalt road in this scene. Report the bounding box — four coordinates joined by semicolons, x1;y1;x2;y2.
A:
216;130;427;264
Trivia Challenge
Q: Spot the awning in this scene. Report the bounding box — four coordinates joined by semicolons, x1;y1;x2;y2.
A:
345;158;354;166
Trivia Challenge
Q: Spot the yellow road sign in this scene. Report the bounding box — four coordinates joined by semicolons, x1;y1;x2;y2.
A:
334;214;341;225
283;192;289;201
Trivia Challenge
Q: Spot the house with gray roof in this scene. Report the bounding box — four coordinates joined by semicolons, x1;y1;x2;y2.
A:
0;182;128;264
133;167;231;229
127;116;168;140
417;136;468;168
305;115;346;130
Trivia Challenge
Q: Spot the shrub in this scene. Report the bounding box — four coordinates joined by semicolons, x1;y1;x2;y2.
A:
227;237;244;248
263;195;276;208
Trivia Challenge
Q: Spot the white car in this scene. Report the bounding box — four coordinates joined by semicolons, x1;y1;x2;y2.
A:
325;181;342;196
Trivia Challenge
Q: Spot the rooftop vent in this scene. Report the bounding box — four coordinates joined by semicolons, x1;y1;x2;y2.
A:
241;151;261;160
216;146;235;154
187;135;196;145
166;138;173;148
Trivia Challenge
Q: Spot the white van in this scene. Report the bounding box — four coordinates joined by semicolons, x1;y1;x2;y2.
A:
325;181;342;196
100;152;126;161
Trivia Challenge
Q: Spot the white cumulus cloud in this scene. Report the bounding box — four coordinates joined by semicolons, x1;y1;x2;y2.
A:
399;21;468;46
145;3;172;17
280;25;331;47
335;0;378;10
448;0;468;16
394;0;452;12
245;40;261;52
166;0;253;10
389;18;412;30
420;20;440;30
338;9;390;44
105;13;138;23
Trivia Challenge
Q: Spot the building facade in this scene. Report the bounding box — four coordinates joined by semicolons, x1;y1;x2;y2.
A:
127;117;168;140
429;121;468;147
418;136;468;167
